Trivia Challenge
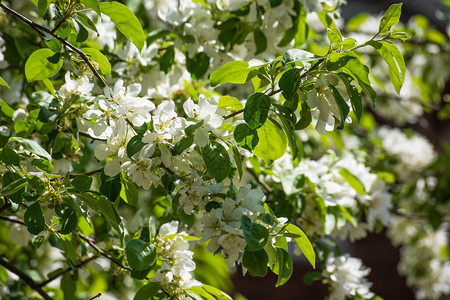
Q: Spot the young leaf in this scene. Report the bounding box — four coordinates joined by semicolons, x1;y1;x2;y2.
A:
367;40;405;94
71;175;93;193
378;3;403;35
81;48;111;75
186;52;210;79
210;61;256;87
279;69;301;101
172;136;194;155
339;168;365;195
126;239;157;271
282;49;322;65
218;96;243;111
285;224;315;268
202;142;231;183
80;0;101;15
242;249;268;277
120;175;139;206
99;172;122;202
100;1;146;52
25;49;63;82
253;119;287;164
0;76;10;89
242;215;269;252
24;202;45;235
244;93;271;129
10;137;51;160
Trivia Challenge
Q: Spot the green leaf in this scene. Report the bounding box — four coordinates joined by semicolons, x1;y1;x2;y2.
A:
339;168;365;195
39;107;62;123
76;12;99;35
99;172;122;202
100;1;145;52
172;136;194;155
38;0;49;16
242;249;268;277
210;61;256;87
61;273;76;300
295;100;312;130
10;137;51;160
202;142;231;183
25;49;63;82
133;282;160;300
285;224;315;268
282;49;322;65
0;98;14;117
279;115;299;161
231;145;243;179
127;134;146;157
0;148;20;166
218;96;243;111
32;159;53;173
71;175;93;193
276;247;293;287
253;119;287;164
378;3;403;35
303;271;322;285
80;0;101;15
279;69;301;101
201;284;232;300
186;52;210;79
244;93;271;129
1;178;28;197
24;202;45;235
185;120;204;136
126;239;157;271
326;51;376;103
328;85;349;130
254;30;267;55
159;47;175;74
56;204;78;234
81;48;111;75
0;76;10;89
241;215;269;252
327;27;343;44
367;40;405;94
120;175;139;206
337;73;362;122
234;124;259;151
76;192;123;239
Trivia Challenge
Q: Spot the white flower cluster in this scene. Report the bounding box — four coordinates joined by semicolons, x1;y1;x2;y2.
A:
152;221;201;297
307;74;352;135
377;126;436;180
322;254;374;300
201;185;267;266
273;151;391;239
388;219;450;300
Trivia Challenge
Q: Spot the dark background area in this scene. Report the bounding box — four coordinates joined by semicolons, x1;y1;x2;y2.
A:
231;1;449;299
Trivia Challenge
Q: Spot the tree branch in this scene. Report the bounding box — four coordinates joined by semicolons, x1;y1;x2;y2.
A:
69;168;103;179
78;131;108;142
0;256;53;300
38;255;98;287
89;293;102;300
78;233;132;272
0;4;107;87
0;215;26;225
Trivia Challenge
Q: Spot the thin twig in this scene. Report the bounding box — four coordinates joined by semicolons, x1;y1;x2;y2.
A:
246;168;272;194
0;4;107;87
78;233;132;272
69;168;103;179
78;131;108;142
0;215;26;225
89;293;102;300
38;256;98;287
0;256;53;300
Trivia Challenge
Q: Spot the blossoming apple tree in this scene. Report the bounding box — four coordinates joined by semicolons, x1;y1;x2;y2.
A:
0;0;449;299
